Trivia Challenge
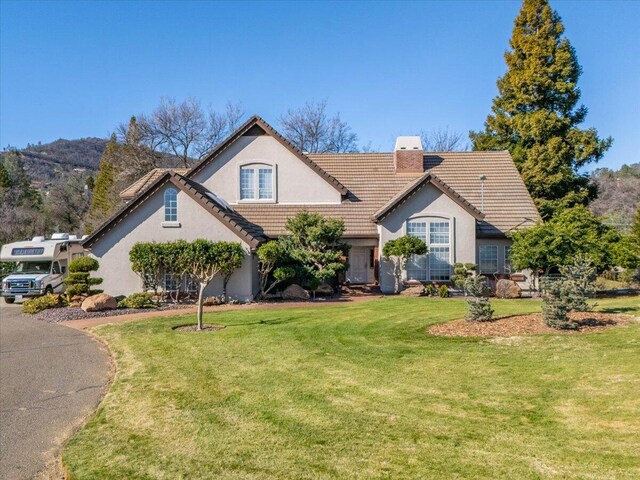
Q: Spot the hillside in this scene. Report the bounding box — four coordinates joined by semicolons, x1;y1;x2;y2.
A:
590;162;640;231
0;138;108;185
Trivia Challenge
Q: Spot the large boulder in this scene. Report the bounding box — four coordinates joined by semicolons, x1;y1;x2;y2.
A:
400;285;425;297
81;293;117;312
495;279;522;299
282;284;310;301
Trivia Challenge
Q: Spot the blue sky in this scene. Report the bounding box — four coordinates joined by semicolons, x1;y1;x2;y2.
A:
1;0;638;171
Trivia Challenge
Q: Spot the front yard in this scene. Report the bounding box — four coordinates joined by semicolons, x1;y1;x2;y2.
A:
64;297;640;479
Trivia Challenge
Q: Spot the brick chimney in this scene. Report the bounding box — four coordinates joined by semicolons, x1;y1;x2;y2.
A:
394;136;423;173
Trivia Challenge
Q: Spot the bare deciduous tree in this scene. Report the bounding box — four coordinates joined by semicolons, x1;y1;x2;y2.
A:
279;100;358;153
123;98;244;168
419;127;468;152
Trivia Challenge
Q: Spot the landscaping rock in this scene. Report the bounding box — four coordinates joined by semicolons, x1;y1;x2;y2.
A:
81;293;117;312
495;279;522;299
315;284;334;296
400;285;425;297
282;284;310;300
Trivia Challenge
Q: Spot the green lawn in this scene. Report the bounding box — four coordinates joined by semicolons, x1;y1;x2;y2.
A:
64;296;640;479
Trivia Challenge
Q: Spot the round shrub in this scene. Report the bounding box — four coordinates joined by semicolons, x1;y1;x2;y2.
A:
22;294;67;314
118;292;156;309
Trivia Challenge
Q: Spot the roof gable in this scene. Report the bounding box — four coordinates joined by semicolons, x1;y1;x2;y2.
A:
83;172;266;249
187;115;348;195
372;172;485;222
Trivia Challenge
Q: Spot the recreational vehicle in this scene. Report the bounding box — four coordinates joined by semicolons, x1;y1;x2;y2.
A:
1;233;86;303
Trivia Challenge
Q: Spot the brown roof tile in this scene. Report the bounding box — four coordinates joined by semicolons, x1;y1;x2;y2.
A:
119;168;189;200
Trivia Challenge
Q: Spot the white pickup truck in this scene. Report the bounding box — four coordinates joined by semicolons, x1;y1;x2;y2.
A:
1;233;86;303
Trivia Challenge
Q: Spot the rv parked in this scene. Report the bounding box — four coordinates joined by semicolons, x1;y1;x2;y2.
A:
1;233;86;303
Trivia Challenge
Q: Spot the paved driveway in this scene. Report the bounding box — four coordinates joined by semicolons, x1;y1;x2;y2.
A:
0;303;110;479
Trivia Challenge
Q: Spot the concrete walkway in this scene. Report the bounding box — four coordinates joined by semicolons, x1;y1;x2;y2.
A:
0;303;111;480
61;295;380;330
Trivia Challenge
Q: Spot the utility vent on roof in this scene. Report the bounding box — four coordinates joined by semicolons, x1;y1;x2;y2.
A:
394;136;423;173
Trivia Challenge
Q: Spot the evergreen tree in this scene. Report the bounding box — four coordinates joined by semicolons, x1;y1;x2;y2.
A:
0;161;10;188
470;0;612;218
85;135;121;233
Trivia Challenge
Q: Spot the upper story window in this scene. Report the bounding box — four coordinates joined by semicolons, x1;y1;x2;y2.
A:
240;164;274;201
406;219;451;282
478;245;498;275
164;188;178;222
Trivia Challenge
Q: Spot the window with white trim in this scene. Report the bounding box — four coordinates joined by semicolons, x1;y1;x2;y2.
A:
240;165;274;200
164;188;177;222
406;219;451;281
478;245;498;274
163;271;179;291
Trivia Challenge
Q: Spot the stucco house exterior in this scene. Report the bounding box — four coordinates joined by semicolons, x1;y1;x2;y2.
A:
83;115;541;300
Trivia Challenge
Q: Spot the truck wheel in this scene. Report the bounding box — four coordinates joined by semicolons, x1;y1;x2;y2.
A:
45;286;54;295
4;297;15;304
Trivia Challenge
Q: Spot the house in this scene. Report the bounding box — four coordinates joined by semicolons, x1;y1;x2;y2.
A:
83;115;540;300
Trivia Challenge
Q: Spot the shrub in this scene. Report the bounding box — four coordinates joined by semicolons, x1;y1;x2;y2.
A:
118;292;156;309
23;294;67;314
560;255;596;312
464;276;493;322
437;285;449;298
424;284;437;296
540;277;577;330
382;235;428;293
64;257;103;298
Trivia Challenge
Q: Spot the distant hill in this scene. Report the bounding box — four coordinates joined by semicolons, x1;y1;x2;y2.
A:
0;138;108;186
590;162;640;232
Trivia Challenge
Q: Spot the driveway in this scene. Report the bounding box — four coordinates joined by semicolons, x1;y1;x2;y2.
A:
0;303;110;479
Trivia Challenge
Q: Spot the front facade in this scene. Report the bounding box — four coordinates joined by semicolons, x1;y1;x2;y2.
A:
85;115;540;300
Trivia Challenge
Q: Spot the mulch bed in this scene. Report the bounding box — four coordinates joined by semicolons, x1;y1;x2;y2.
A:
173;324;226;332
428;311;634;337
32;304;192;323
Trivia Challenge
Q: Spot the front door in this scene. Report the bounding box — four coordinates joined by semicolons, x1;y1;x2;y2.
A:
348;251;370;284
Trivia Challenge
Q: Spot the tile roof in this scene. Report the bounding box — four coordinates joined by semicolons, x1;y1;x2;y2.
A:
233;151;540;238
85;172;266;248
187;115;348;195
120;168;189;200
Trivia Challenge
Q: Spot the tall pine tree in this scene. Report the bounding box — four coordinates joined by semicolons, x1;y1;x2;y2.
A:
470;0;612;218
85;135;121;233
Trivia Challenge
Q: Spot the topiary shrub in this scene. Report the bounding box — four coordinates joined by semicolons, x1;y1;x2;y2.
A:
117;292;156;309
22;294;67;314
437;285;449;298
451;263;476;290
464;275;493;322
540;277;577;330
64;257;103;299
424;284;437;296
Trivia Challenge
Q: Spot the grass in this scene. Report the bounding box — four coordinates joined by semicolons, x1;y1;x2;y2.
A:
64;296;640;479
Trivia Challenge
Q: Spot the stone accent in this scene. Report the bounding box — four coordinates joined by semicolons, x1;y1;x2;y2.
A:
81;293;117;312
282;284;310;301
399;285;425;297
495;279;522;299
315;284;334;296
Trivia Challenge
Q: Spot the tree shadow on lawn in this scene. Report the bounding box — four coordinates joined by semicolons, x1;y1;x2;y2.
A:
598;307;638;314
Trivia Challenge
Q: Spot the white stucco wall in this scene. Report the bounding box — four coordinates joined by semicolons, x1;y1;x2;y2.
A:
191;135;342;205
88;184;257;300
377;183;477;293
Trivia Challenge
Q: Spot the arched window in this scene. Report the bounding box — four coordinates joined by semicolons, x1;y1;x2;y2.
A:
240;164;274;200
406;218;451;281
164;188;178;222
